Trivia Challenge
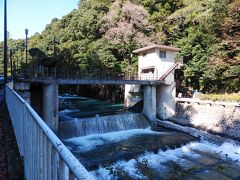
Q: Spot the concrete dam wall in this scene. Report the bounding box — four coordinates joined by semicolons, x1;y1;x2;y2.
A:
59;113;150;139
169;101;240;140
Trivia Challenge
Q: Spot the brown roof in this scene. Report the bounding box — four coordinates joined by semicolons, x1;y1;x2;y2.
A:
133;44;180;54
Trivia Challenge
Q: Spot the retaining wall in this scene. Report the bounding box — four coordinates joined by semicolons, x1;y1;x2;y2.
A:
169;98;240;140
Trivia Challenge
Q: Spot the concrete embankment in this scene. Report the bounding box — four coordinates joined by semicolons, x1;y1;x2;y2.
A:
168;99;240;140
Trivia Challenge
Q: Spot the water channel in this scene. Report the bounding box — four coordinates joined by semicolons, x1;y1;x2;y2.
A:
59;95;240;179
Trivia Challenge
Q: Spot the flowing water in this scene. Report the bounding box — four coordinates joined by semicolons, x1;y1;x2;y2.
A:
59;113;150;138
59;95;124;119
59;95;240;179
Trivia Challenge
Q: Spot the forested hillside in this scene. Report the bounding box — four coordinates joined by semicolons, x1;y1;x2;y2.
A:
1;0;239;93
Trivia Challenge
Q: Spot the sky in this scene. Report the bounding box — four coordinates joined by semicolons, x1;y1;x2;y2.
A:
0;0;79;41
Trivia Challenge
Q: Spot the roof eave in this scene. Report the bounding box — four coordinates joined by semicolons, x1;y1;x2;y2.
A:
133;45;181;54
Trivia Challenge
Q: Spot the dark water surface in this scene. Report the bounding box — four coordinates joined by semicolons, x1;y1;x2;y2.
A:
59;95;124;119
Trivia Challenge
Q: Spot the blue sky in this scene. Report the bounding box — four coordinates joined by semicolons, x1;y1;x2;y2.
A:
0;0;79;41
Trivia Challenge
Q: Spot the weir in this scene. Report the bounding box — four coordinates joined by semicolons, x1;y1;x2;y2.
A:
14;79;176;133
59;113;150;138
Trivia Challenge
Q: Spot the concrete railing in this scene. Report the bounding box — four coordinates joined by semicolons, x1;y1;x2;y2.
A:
159;64;178;84
5;87;95;180
176;97;240;108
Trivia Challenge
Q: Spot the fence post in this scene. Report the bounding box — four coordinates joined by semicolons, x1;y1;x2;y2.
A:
59;158;67;180
42;83;59;132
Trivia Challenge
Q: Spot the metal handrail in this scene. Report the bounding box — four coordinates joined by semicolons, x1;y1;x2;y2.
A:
159;63;179;81
5;86;95;180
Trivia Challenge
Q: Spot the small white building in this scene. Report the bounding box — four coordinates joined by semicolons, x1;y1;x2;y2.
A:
125;44;181;120
133;44;180;80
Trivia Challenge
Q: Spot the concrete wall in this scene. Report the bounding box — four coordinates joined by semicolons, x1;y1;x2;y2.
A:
125;83;177;121
7;81;14;89
156;83;176;120
29;83;59;133
170;101;240;140
124;84;142;107
142;85;156;121
43;84;59;133
136;48;177;120
138;49;175;79
30;83;43;117
14;82;31;103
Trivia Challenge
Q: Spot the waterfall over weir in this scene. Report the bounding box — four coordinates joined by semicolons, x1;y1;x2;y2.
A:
59;113;150;139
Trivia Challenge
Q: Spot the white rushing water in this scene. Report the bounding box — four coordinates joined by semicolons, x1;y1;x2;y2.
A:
59;94;82;99
65;127;166;152
59;109;80;115
91;140;240;179
59;113;150;138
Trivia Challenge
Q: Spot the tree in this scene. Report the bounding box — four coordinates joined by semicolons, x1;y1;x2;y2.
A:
101;1;152;72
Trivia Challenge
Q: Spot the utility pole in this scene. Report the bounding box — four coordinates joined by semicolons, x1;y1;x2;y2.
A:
3;0;8;92
25;29;28;78
10;49;13;78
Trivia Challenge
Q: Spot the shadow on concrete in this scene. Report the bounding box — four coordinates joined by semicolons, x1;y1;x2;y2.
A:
170;102;240;141
0;100;24;179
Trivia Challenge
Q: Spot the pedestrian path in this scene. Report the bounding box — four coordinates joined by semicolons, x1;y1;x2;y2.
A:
0;88;8;179
0;118;8;179
0;99;24;179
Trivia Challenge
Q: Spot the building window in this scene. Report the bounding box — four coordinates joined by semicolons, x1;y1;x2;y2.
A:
159;51;166;58
141;68;155;74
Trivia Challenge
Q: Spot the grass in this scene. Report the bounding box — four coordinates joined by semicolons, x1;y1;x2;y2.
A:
196;93;240;102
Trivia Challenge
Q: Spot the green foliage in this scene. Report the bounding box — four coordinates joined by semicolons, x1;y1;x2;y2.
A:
163;0;239;93
0;39;26;75
177;28;217;90
141;0;184;15
1;0;239;93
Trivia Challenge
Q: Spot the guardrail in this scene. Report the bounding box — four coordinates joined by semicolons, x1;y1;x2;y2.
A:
29;68;141;81
176;97;240;108
16;64;180;83
159;64;179;84
5;87;95;180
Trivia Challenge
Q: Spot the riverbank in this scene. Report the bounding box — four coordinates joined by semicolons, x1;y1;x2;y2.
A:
169;99;240;140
